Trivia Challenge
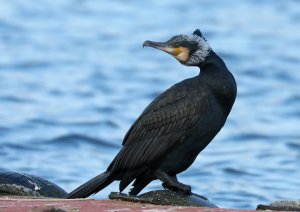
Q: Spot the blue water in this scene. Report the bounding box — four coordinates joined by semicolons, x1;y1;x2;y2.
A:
0;0;299;209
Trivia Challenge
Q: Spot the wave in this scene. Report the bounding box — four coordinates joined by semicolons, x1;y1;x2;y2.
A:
43;133;120;149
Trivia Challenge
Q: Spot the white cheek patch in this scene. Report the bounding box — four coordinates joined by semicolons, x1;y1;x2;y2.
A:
186;35;211;65
174;47;190;62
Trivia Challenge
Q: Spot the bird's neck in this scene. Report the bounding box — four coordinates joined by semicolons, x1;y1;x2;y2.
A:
198;50;234;80
198;50;237;112
198;50;228;73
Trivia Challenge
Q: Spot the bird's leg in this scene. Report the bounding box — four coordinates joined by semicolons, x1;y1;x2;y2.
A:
154;170;191;194
161;175;179;190
162;176;192;194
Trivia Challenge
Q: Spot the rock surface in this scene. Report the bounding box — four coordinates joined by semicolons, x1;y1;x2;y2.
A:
0;171;67;198
109;190;218;208
257;200;300;211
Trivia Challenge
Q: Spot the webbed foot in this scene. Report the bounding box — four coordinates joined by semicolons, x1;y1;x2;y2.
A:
162;181;191;194
154;170;192;195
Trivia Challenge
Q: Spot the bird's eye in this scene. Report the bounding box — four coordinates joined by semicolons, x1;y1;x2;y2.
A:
174;43;179;48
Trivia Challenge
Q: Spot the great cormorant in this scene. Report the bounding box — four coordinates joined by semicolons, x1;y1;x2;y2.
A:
67;29;237;198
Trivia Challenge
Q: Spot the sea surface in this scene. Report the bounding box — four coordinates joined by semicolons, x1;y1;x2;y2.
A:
0;0;299;209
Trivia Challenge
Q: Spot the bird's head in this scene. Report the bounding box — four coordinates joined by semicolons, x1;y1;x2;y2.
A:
143;29;211;66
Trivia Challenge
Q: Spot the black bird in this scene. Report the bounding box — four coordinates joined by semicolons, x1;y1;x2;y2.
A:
67;29;237;198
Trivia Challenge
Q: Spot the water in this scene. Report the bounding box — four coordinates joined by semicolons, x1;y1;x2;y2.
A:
0;0;299;209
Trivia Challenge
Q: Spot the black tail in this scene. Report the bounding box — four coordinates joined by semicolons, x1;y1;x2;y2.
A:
66;171;114;199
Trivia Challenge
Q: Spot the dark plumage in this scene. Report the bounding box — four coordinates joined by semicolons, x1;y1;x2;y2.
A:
67;29;237;198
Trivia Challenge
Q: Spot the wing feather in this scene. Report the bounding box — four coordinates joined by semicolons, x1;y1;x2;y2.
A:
110;78;208;172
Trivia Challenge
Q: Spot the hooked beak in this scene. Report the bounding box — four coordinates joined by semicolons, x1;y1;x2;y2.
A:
143;40;180;56
143;40;167;50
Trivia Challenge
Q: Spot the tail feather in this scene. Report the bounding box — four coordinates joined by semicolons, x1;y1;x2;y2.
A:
66;171;114;199
129;173;153;195
119;171;136;192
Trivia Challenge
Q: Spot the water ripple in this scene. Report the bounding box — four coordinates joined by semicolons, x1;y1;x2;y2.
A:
43;134;120;149
0;0;299;209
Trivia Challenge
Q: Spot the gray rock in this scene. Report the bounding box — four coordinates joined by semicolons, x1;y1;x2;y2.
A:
109;190;218;208
257;200;300;211
0;171;67;198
